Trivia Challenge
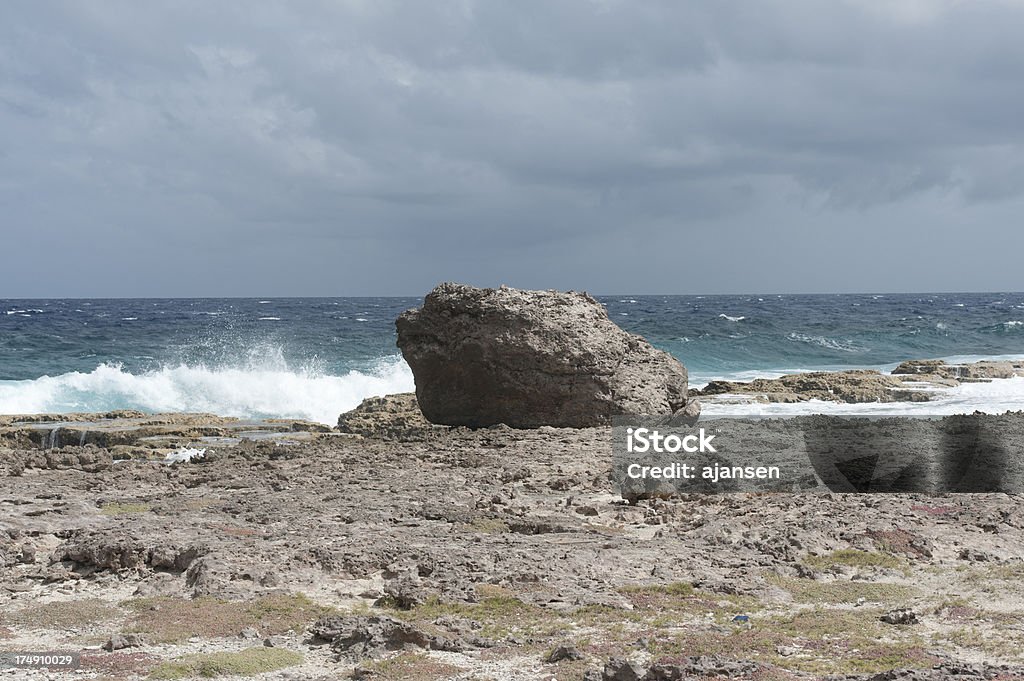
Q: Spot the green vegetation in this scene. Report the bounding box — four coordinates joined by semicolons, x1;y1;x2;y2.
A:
767;573;916;604
148;648;302;679
1;598;119;630
354;652;463;680
124;593;331;643
100;502;152;515
803;549;905;571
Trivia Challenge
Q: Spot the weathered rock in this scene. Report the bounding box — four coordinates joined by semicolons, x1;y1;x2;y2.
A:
643;656;762;679
880;608;918;625
310;614;464;659
55;531;204;574
336;394;437;440
893;359;1024;381
103;633;145;651
697;370;931;404
546;644;584;663
602;657;645;681
396;283;696;428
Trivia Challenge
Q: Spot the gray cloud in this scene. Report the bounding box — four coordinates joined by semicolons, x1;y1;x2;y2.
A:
2;0;1023;296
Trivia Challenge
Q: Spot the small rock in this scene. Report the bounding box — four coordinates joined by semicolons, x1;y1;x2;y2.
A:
776;645;800;657
546;644;584;663
103;633;145;651
603;656;645;681
575;505;599;517
239;627;260;640
880;608;918;625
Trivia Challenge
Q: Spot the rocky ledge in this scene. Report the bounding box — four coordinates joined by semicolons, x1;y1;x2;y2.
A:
4;407;1024;679
696;359;1024;404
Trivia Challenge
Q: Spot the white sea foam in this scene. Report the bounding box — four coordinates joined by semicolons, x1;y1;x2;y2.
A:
701;376;1024;418
719;314;745;322
165;447;206;464
698;353;1024;418
786;332;866;353
0;355;414;425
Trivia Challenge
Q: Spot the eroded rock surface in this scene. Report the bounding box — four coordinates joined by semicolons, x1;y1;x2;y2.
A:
396;282;697;427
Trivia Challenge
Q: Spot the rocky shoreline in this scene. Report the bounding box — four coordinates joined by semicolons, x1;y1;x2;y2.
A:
3;287;1024;680
695;359;1024;405
3;393;1024;679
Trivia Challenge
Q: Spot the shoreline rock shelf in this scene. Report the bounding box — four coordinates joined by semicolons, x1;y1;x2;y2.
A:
695;359;1024;404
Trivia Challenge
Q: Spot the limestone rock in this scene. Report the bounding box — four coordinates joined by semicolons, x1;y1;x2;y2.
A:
311;614;464;659
336;393;436;440
697;370;930;404
396;283;696;428
893;359;1024;381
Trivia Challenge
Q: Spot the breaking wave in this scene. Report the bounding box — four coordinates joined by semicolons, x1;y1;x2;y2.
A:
0;355;414;425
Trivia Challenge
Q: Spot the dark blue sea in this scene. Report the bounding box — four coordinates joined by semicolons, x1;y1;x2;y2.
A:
3;293;1024;423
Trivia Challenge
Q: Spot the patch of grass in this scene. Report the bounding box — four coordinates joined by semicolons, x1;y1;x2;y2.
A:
124;593;331;643
100;502;152;516
649;608;934;675
803;549;905;572
1;598;120;630
864;529;931;559
616;582;762;627
387;584;567;641
962;562;1024;582
621;581;695;597
354;652;463;680
767;573;916;605
148;648;302;679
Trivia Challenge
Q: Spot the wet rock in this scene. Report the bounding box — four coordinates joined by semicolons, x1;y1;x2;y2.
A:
893;359;1024;380
697;370;929;404
396;283;695;428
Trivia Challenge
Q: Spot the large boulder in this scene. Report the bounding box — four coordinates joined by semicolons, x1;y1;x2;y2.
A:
395;283;697;428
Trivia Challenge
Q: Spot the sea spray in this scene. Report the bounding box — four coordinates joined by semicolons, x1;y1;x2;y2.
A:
0;356;414;425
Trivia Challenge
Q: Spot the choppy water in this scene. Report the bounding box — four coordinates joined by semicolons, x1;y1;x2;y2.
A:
3;293;1024;423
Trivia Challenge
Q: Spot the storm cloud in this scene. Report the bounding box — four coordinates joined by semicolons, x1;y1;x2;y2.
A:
2;0;1023;296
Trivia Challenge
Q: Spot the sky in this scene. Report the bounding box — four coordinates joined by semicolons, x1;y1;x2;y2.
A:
2;0;1023;297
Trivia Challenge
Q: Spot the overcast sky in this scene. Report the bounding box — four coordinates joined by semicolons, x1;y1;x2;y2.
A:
2;1;1023;297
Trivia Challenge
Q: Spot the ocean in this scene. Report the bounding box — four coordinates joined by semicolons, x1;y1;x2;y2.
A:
2;293;1024;424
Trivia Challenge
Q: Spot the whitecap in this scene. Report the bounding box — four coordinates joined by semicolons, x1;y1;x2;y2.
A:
258;317;281;321
719;314;745;322
0;356;414;426
787;332;866;353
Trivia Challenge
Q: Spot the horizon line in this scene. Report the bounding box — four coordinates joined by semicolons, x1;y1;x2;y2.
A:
2;289;1023;301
